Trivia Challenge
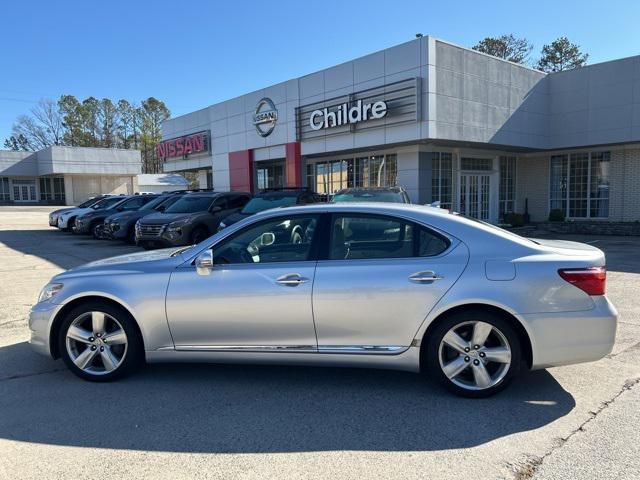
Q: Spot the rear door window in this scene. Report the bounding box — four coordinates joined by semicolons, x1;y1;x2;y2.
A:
328;214;449;260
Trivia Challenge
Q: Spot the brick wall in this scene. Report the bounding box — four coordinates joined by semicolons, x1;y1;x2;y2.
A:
611;147;640;222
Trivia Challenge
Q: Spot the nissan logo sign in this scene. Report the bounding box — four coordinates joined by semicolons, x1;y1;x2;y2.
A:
310;100;387;131
253;98;278;137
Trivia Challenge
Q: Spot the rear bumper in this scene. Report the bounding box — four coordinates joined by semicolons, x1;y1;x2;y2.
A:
522;295;618;369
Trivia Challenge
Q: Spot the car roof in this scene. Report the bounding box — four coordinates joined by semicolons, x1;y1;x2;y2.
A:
246;202;539;253
335;186;405;194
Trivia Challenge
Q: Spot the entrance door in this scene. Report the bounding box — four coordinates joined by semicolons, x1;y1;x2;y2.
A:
12;180;37;202
256;159;285;190
459;174;491;221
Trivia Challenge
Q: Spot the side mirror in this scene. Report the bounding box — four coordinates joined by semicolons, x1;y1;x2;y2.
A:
195;250;214;276
210;206;222;213
260;232;275;246
117;206;124;211
157;205;166;212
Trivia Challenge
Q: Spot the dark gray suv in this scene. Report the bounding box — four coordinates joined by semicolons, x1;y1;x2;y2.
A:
135;191;251;249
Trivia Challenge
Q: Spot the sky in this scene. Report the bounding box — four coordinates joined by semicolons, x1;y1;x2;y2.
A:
1;0;639;143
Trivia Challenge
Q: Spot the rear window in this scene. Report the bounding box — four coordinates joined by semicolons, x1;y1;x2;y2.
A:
165;196;214;214
94;197;126;209
331;191;405;203
241;194;298;214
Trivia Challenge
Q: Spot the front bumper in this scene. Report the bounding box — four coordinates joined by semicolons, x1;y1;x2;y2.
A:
49;214;59;227
73;218;91;234
28;301;60;357
523;295;618;369
136;224;185;247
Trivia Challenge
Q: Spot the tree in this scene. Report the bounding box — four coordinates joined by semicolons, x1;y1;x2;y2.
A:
5;95;171;172
3;134;31;151
4;99;65;151
472;34;533;64
536;37;588;72
138;97;170;173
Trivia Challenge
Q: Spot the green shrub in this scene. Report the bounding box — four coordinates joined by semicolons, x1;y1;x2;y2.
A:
548;209;565;222
503;212;525;227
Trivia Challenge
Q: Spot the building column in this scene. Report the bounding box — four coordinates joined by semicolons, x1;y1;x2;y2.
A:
285;142;302;188
63;175;74;205
229;149;254;193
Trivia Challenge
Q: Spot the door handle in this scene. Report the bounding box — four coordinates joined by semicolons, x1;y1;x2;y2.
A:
409;271;444;283
276;274;309;286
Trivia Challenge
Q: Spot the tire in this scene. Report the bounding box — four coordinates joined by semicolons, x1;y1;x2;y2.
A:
63;217;76;233
91;222;103;239
425;309;521;398
125;226;136;244
57;300;144;382
190;227;208;245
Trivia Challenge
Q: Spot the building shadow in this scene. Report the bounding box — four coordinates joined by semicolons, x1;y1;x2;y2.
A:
0;341;575;454
0;228;138;271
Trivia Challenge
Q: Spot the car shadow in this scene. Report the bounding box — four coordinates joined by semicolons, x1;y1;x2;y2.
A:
0;341;575;454
0;228;139;270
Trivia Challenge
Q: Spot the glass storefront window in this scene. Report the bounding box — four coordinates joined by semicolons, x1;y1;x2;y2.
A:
499;156;516;219
549;152;609;218
256;159;285;190
431;152;453;209
306;154;398;194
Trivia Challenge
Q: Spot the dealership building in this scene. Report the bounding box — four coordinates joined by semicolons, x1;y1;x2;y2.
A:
159;36;640;223
0;146;141;205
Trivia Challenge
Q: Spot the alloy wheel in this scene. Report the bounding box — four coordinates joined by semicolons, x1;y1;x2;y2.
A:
438;320;512;391
65;311;128;375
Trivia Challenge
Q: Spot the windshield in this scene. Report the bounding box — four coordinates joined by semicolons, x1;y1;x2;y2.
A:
93;197;125;210
331;191;405;203
241;195;298;214
78;197;101;208
140;196;168;211
165;195;214;214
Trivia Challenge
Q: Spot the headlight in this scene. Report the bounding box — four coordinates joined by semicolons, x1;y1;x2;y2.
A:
167;218;190;230
38;283;63;303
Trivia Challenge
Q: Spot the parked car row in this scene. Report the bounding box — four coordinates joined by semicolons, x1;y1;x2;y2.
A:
48;186;412;250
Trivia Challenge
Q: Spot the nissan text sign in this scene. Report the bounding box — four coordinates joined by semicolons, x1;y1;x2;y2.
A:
156;131;210;160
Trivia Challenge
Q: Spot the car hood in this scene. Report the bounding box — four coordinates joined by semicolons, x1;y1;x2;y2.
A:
59;207;92;218
139;212;196;225
105;210;149;223
54;247;190;279
51;207;74;216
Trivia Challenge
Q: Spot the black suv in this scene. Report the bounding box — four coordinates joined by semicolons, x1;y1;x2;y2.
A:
135;191;251;249
330;186;411;204
218;188;322;231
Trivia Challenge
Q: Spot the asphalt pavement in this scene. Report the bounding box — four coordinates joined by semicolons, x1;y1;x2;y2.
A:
0;206;638;479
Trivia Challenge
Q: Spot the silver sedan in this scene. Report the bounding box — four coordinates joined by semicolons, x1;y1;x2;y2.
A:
29;203;617;397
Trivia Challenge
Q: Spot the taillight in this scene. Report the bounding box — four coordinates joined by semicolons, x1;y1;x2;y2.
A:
558;267;606;295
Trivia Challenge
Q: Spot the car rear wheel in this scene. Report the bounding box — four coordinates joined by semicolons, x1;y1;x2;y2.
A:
425;310;521;398
58;301;143;382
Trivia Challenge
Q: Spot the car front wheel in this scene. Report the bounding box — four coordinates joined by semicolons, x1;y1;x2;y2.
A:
425;310;521;398
58;301;143;382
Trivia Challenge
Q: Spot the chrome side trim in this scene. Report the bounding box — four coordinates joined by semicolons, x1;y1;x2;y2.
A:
318;345;407;355
171;345;408;355
175;345;317;353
